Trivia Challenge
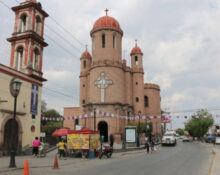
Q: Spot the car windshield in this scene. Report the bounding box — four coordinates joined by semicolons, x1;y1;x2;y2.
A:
164;134;173;136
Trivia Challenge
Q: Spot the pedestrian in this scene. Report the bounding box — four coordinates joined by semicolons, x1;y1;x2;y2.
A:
58;139;65;159
32;137;41;157
145;137;150;154
110;134;114;148
151;139;155;153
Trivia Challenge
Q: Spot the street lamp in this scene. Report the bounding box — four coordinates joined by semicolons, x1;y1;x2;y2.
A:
9;78;22;168
93;104;96;131
138;111;141;137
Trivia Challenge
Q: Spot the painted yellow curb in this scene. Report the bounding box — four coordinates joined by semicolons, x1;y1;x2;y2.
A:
209;148;216;175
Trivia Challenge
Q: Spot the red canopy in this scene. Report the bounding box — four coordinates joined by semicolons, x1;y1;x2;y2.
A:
52;128;75;136
75;127;99;134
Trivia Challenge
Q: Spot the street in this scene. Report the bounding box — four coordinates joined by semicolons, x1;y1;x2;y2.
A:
0;141;213;175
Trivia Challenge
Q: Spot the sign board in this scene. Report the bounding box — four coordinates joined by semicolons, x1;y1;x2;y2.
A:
125;126;136;143
75;125;83;130
67;134;89;150
40;132;46;137
30;84;39;115
67;134;100;150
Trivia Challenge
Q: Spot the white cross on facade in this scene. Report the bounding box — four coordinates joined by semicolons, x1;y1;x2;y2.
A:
94;72;113;102
32;85;38;105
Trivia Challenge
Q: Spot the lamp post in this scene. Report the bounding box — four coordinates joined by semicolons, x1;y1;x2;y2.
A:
93;104;96;131
138;111;141;137
9;78;22;168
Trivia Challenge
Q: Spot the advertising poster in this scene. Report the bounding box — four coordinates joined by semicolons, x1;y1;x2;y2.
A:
90;134;101;149
67;134;89;150
126;128;136;143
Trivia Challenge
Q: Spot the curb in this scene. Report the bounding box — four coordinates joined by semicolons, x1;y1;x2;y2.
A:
209;148;216;175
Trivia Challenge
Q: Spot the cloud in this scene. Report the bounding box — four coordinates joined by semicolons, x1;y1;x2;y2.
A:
0;0;220;124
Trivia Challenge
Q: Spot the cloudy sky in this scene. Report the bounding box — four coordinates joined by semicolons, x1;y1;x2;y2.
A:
0;0;220;128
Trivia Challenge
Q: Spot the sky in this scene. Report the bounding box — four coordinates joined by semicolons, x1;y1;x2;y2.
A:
0;0;220;129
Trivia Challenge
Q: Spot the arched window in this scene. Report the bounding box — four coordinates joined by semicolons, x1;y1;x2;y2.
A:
113;34;117;48
16;46;24;71
136;97;139;102
19;13;27;32
102;34;105;48
82;99;85;104
35;16;42;35
83;60;86;68
33;48;40;70
144;96;149;107
135;56;138;65
75;119;79;128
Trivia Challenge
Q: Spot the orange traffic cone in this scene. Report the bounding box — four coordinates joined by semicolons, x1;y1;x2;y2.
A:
23;159;29;175
53;155;59;169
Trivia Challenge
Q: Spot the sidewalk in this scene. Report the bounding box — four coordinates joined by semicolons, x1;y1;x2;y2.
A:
212;144;220;175
201;142;220;175
0;143;145;174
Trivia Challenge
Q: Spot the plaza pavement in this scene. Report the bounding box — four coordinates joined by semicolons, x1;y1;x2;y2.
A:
0;143;145;174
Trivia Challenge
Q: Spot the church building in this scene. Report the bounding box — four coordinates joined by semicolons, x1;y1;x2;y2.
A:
64;10;161;142
0;0;48;154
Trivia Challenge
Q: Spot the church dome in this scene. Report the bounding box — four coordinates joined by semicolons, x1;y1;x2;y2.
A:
131;43;143;54
90;9;123;36
81;51;91;58
93;16;121;31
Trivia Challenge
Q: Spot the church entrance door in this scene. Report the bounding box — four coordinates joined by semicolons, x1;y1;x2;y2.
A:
3;119;19;154
98;121;108;142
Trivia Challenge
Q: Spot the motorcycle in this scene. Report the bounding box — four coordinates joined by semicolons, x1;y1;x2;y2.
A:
99;144;113;159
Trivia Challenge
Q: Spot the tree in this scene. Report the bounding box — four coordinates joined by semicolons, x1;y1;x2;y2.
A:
176;128;184;136
185;109;213;138
128;122;153;135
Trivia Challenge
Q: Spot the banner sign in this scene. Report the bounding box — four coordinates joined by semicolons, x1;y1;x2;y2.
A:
90;134;101;149
67;134;89;150
125;127;136;143
30;84;39;115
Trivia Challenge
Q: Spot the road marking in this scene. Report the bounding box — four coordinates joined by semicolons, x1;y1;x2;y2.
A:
209;148;216;175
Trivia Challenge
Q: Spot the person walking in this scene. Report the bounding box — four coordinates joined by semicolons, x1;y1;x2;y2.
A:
58;139;65;159
151;139;155;153
32;137;41;157
145;136;150;154
109;134;114;148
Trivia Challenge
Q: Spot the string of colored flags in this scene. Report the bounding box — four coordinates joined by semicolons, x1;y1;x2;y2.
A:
41;110;219;121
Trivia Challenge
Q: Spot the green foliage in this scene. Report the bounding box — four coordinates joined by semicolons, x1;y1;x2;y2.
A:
176;128;184;136
128;122;152;134
185;109;213;138
41;108;63;136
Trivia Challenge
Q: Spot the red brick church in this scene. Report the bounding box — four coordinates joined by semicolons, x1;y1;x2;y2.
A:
64;9;161;142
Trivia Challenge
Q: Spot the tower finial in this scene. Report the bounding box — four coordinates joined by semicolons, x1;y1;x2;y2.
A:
85;44;88;51
105;8;109;16
135;39;137;47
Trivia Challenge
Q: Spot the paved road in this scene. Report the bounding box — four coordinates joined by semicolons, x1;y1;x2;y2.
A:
0;141;212;175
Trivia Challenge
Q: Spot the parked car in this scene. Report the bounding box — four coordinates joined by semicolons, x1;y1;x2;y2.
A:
182;136;190;142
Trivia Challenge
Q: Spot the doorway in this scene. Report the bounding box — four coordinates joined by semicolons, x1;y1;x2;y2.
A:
3;119;19;153
98;121;108;142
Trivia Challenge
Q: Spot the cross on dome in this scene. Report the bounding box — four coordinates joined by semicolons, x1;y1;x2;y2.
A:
105;8;109;16
135;39;138;46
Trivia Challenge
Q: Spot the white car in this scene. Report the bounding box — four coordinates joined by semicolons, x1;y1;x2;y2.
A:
182;136;190;142
162;132;177;146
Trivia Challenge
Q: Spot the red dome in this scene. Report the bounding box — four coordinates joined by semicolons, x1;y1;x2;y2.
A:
81;51;91;58
131;45;142;54
92;16;121;31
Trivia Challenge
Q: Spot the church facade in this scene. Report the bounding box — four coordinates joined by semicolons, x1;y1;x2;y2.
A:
64;10;161;142
0;0;47;154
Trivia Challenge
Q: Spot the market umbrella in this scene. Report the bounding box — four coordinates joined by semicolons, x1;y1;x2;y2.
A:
207;135;214;139
52;128;74;136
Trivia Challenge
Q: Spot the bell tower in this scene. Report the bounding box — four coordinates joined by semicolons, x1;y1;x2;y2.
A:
7;0;48;78
131;40;145;115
